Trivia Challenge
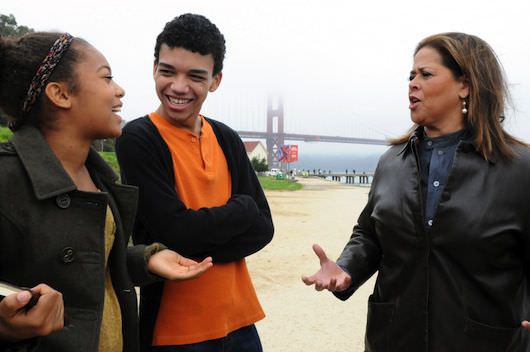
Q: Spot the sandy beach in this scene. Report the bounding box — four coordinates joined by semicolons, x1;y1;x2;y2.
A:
248;177;376;352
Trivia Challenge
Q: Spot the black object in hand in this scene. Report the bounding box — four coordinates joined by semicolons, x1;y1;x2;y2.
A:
0;281;41;312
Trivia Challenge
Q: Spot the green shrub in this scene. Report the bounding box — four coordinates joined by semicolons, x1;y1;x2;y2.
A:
251;157;268;172
99;151;120;175
0;127;12;143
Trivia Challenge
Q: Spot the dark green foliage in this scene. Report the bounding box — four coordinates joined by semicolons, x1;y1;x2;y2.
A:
99;151;120;175
0;14;34;37
0;126;12;142
251;157;268;172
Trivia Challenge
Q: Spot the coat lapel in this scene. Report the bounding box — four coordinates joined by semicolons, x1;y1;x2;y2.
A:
11;126;76;200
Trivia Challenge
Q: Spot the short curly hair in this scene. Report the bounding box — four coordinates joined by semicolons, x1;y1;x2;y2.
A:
154;14;226;75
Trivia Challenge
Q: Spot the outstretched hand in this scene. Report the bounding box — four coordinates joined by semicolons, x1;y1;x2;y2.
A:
147;250;213;281
522;321;530;330
301;244;351;292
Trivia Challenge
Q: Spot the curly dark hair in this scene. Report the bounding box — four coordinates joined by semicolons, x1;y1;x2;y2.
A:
0;32;86;131
154;14;226;75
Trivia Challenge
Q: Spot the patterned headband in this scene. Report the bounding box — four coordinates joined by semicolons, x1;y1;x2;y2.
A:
22;33;74;113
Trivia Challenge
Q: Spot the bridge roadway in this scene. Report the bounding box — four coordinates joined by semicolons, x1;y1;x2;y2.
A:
237;131;388;146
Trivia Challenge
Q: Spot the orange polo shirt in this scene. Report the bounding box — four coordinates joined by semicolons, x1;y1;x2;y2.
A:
149;112;264;345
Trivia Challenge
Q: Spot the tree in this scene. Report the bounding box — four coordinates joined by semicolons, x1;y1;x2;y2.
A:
0;13;34;37
251;157;268;172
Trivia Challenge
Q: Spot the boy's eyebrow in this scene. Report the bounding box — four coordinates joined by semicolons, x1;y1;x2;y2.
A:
189;69;209;76
157;62;209;76
157;62;175;70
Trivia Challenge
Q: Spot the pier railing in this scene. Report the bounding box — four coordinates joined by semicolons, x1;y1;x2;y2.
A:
313;172;374;185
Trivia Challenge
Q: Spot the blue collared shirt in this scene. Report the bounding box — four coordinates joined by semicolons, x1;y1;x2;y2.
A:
418;129;466;228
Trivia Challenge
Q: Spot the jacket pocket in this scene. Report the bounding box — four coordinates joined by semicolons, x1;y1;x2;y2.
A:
365;295;395;352
460;317;519;352
37;307;99;352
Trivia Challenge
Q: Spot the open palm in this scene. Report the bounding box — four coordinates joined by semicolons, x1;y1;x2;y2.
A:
302;244;351;292
147;250;213;281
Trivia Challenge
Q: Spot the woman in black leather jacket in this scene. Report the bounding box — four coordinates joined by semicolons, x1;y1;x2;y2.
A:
303;32;530;352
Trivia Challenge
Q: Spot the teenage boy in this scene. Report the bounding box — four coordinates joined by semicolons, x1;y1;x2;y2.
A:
116;14;273;352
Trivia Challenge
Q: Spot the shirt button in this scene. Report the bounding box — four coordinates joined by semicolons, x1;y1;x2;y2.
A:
428;220;433;226
437;150;444;155
427;141;433;146
433;180;440;187
191;137;197;143
56;194;71;209
61;247;75;263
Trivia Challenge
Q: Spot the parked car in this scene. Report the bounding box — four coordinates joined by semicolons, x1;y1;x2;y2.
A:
266;168;282;176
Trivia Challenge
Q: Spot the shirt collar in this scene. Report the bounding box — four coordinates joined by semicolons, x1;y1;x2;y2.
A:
397;125;485;159
422;128;466;149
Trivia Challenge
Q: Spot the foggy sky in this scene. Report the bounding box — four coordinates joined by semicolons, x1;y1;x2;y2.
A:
3;0;529;156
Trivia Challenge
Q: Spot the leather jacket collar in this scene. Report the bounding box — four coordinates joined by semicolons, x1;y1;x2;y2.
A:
396;125;487;161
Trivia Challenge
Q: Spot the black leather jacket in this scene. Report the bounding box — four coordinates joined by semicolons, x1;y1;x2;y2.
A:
335;132;530;352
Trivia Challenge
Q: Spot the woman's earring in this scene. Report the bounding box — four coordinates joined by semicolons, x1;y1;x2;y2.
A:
462;100;468;114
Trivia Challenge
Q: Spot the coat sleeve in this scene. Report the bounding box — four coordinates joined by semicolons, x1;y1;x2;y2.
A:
333;163;382;301
115;126;262;261
204;131;274;262
125;244;162;287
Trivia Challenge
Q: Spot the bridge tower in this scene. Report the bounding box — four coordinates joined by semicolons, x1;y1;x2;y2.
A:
266;96;285;169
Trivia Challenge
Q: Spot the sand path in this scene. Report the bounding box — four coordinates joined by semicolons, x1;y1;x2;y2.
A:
248;177;376;352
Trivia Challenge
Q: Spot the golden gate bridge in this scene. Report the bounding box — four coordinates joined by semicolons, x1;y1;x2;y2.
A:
236;97;388;168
